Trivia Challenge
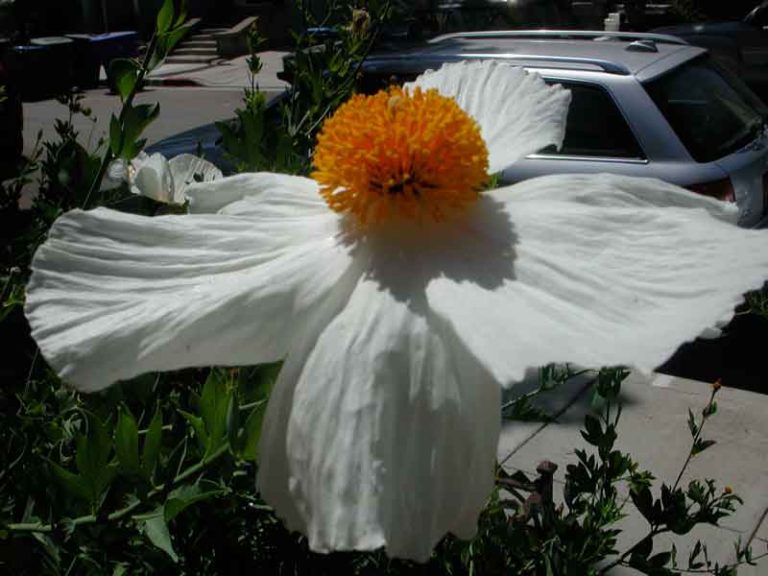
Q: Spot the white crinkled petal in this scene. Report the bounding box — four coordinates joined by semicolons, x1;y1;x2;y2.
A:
406;61;571;173
258;273;500;561
131;152;173;203
107;158;128;183
424;173;768;386
167;154;223;204
186;172;323;214
25;191;352;392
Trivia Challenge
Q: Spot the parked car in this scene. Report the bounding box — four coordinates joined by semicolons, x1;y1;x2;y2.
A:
653;2;768;100
359;30;768;228
0;41;23;180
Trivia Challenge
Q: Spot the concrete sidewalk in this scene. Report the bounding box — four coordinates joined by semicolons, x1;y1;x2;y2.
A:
146;51;290;92
497;370;768;574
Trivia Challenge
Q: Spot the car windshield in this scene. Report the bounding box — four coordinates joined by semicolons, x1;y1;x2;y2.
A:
644;56;768;163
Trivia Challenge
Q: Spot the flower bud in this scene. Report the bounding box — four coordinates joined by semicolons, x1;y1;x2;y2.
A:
349;9;371;39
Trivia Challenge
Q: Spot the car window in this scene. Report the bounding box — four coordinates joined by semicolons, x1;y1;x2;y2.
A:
537;81;645;160
644;56;768;163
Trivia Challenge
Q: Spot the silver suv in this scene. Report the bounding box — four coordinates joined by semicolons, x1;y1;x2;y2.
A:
361;30;768;227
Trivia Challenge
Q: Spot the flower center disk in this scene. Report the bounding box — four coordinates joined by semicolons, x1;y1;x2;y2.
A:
312;87;489;226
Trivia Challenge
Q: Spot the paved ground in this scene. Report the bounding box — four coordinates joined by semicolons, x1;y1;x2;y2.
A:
499;371;768;574
147;51;289;92
22;50;288;156
21;86;283;157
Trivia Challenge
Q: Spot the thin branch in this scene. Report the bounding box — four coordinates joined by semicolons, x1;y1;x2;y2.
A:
8;444;229;534
82;33;159;208
673;387;717;493
599;528;668;574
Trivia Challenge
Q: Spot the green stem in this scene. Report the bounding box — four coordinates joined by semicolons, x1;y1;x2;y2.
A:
7;444;229;534
599;528;668;574
174;443;228;484
672;388;717;493
501;383;547;414
602;389;721;575
82;33;159;208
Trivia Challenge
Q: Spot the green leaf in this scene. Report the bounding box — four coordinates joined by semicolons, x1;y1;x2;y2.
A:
164;484;224;523
692;438;716;456
164;22;189;52
142;405;163;477
631;486;655;524
687;479;706;504
141;507;178;562
649;551;673;567
109;58;139;102
689;540;704;569
241;400;268;461
76;416;112;477
199;369;232;456
172;0;188;29
226;391;240;450
628;537;654;572
151;22;192;70
50;462;89;502
75;415;115;509
115;406;140;473
156;0;175;34
544;554;554;576
581;414;602;446
119;103;160;159
200;370;227;430
109;114;122;156
240;367;277;460
599;424;618;452
180;410;208;450
687;408;698;437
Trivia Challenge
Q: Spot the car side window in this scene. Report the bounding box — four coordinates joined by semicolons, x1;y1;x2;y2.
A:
537;82;645;160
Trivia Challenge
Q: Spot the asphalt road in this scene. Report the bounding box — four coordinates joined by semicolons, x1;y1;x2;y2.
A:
21;86;282;157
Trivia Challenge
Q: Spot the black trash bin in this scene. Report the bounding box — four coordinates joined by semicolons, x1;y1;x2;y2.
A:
93;31;139;69
0;36;24;179
65;31;140;90
10;36;74;100
66;34;101;89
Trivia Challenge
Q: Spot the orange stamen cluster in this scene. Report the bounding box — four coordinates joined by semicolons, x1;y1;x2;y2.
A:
312;86;489;226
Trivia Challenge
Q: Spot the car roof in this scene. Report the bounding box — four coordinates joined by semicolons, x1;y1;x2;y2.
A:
366;31;708;82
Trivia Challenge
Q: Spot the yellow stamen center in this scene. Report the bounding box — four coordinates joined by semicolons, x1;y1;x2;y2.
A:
312;87;489;226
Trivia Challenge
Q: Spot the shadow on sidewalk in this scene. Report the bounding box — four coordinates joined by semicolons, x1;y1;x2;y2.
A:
658;312;768;394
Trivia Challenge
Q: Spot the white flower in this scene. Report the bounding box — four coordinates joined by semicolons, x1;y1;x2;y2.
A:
108;152;222;204
25;61;768;561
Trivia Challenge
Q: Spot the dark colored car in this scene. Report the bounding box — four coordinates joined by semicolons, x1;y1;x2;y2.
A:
0;41;23;180
653;1;768;99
